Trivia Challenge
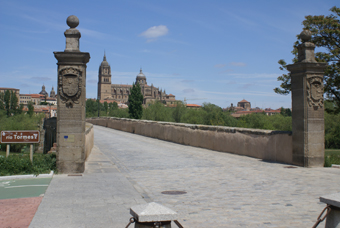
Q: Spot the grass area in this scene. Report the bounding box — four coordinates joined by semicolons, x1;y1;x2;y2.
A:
325;149;340;167
0;151;56;176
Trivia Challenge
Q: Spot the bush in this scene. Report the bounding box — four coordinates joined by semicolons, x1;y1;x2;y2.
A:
142;101;173;121
325;112;340;149
324;150;340;167
0;153;56;176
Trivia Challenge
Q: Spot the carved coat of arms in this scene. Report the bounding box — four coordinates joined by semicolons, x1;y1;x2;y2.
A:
58;67;82;107
307;77;323;108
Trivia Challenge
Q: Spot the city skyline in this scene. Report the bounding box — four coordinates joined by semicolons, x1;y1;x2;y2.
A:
0;0;337;109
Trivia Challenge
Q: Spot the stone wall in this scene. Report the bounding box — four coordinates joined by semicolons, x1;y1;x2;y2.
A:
85;123;94;160
87;117;293;164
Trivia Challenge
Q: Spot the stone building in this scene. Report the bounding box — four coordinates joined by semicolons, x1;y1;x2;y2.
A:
0;87;20;100
97;54;176;105
237;99;251;111
19;85;57;106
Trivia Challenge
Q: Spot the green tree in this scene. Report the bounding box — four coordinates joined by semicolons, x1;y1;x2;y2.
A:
274;6;340;113
103;101;108;115
27;101;34;117
181;108;205;124
10;91;18;114
108;102;118;110
4;90;10;116
0;92;4;110
202;103;225;126
172;101;186;123
280;107;292;117
325;111;340;148
17;104;24;114
85;99;102;117
128;83;143;119
142;100;173;121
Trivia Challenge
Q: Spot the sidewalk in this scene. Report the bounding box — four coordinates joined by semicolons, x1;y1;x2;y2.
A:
29;145;146;228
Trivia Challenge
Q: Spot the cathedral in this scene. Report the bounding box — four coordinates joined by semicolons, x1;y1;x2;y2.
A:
97;54;176;105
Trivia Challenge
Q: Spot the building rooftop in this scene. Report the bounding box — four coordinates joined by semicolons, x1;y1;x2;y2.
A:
0;87;19;91
186;104;201;107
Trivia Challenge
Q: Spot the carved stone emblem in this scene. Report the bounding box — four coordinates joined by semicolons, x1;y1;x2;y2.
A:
63;76;79;97
58;67;82;107
307;77;323;108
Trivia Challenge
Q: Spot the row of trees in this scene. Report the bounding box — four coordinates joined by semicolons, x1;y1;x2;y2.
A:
0;91;35;117
142;101;293;131
86;99;128;118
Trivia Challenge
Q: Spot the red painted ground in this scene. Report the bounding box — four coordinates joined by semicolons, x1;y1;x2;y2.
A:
0;197;42;228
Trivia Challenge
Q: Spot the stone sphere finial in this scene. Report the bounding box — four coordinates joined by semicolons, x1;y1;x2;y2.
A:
66;15;79;29
300;29;312;42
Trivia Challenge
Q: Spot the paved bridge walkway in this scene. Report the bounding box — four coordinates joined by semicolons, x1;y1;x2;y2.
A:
30;125;340;227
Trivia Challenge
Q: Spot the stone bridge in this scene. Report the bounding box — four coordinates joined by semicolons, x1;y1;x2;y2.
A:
30;124;340;227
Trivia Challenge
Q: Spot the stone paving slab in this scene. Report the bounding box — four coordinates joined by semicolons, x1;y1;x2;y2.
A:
30;125;340;227
29;145;147;228
0;197;43;228
92;125;340;228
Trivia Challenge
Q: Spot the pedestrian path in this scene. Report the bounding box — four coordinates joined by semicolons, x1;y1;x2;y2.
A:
0;197;43;228
30;125;340;227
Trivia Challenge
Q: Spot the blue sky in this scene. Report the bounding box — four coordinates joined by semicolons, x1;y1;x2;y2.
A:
0;0;337;109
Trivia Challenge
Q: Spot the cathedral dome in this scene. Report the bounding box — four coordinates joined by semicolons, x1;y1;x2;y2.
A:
136;68;147;85
136;68;146;79
39;85;48;96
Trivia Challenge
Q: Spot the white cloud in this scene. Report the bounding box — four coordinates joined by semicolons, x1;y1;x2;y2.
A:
214;64;226;68
219;69;233;74
230;62;246;67
227;73;279;79
139;25;169;42
183;89;195;93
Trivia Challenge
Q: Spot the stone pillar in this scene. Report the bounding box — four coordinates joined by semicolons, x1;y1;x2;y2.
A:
287;30;327;167
54;15;90;173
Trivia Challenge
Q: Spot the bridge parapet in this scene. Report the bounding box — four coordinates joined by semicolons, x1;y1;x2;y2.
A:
87;117;293;165
85;123;94;160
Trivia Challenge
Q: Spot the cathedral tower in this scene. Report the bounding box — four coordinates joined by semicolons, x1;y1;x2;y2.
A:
50;86;56;98
98;53;112;100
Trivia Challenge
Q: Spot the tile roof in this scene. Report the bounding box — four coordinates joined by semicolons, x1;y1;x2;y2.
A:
186;104;201;107
0;87;19;91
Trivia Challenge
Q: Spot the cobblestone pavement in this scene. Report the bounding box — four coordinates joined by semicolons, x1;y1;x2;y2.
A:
0;197;43;228
30;125;340;228
93;126;340;228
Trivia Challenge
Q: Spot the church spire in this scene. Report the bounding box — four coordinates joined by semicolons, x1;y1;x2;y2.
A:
103;51;106;61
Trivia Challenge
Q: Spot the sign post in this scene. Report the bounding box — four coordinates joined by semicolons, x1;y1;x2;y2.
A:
1;131;40;162
30;144;34;162
6;145;10;158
